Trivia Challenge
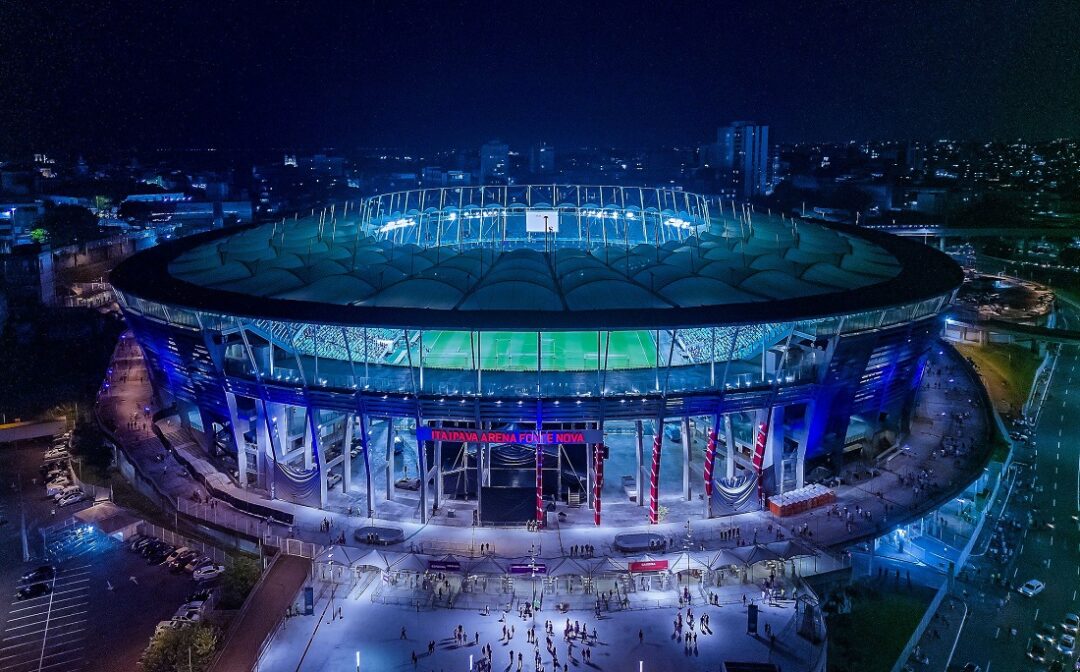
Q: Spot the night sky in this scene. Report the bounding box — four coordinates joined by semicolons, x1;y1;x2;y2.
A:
1;1;1077;153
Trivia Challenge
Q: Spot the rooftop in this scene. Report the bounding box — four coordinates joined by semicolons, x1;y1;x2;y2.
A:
113;193;962;330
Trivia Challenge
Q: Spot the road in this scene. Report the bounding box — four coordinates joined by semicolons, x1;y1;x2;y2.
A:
951;304;1080;670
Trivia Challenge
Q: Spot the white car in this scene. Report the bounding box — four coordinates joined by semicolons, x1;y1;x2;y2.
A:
193;564;225;582
163;547;190;566
43;450;69;461
52;486;81;501
1020;579;1046;597
1064;613;1080;634
154;620;190;635
45;480;72;496
173;605;204;620
1059;633;1076;656
56;491;86;507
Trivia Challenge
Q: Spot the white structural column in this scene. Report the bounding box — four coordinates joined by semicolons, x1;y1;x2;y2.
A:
681;416;692;501
634;420;645;507
342;413;353;493
301;407;314;471
254;400;274;494
434;422;443;509
358;412;375;517
307;407;328;509
385;418;396;501
764;405;786;497
795;401;814;490
724;414;736;479
224;392;249;489
417;426;429;524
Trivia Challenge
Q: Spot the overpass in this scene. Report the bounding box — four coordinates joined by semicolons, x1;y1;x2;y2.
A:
980;318;1080;345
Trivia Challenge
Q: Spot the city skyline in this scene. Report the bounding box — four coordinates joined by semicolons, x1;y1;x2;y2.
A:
1;2;1078;154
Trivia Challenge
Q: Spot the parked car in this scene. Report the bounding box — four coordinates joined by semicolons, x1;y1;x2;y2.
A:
171;607;203;624
169;550;200;573
146;545;175;566
163;547;190;567
43;449;69;461
1037;622;1058;643
16;583;50;600
327;472;342;488
140;539;169;558
130;536;156;553
1059;633;1076;656
44;470;68;483
56;491;86;507
1028;640;1048;663
52;486;81;501
154;620;190;635
193;564;226;582
186;588;212;602
21;565;55;583
1063;613;1079;633
183;555;211;574
45;481;72;497
1020;579;1046;597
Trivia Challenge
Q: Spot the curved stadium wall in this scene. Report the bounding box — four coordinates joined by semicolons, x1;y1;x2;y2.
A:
112;185;962;524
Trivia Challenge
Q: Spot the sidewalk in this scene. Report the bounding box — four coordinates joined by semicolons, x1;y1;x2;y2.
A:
96;334;995;567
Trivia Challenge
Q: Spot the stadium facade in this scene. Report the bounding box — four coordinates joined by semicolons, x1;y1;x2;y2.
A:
111;185;962;526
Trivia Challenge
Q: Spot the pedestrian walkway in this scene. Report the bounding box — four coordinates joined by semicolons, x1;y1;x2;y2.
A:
209;553;311;672
95;335;996;581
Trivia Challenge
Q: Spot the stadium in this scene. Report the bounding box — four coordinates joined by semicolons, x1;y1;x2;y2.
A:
111;185;963;527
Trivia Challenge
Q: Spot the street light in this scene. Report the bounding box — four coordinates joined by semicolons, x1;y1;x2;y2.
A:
355;650;359;672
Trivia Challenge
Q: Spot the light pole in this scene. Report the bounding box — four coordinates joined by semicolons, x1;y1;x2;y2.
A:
355;650;360;672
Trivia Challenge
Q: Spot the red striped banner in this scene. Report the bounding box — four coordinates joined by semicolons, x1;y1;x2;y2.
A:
536;442;544;526
752;419;769;503
593;443;604;526
648;431;663;524
703;422;718;498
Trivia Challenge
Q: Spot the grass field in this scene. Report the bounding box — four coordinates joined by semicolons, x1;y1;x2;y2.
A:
954;341;1040;417
420;330;657;371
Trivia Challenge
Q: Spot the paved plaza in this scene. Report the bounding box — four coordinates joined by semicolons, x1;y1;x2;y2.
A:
258;578;822;672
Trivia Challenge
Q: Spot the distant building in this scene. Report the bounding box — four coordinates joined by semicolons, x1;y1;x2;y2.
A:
530;143;554;175
0;243;55;307
0;203;44;254
480;140;509;183
707;122;770;200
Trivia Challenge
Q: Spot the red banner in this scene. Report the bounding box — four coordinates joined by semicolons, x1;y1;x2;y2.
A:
648;431;663;524
593;443;604;526
629;560;669;573
753;419;769;503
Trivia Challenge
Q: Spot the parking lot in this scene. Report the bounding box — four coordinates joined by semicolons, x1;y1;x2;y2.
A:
0;564;91;672
0;442;202;672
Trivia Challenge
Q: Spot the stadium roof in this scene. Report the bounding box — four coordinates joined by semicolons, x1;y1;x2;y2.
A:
113;211;962;330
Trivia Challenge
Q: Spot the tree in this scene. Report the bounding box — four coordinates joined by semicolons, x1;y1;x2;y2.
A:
826;184;874;217
140;624;219;672
34;204;98;246
1060;247;1080;266
950;194;1028;229
219;555;262;609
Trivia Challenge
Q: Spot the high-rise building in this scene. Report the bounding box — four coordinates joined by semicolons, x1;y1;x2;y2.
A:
715;121;770;200
480;140;510;183
530;143;554;175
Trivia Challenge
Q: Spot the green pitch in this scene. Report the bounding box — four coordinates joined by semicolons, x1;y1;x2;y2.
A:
420;330;657;371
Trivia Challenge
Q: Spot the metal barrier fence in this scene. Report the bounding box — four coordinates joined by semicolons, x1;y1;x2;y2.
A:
137;522;230;565
266;536;322;559
175;497;269;538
